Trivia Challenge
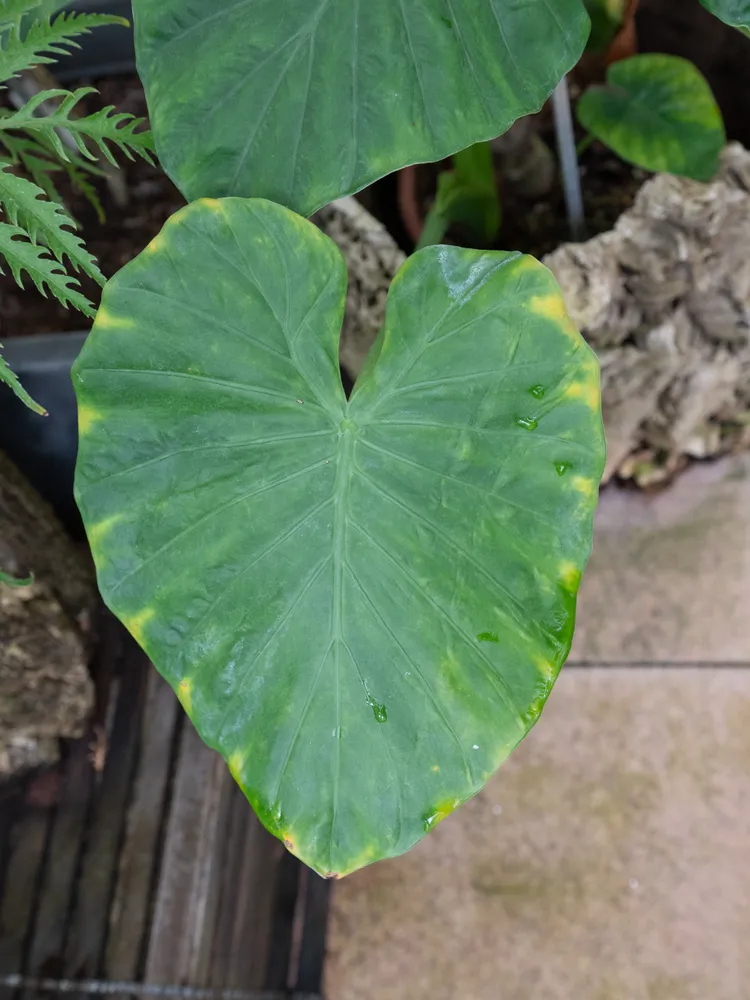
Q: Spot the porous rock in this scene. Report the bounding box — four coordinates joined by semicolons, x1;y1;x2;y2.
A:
320;147;750;486
0;450;96;777
545;143;750;483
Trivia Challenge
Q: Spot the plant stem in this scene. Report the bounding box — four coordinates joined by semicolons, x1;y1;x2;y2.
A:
551;76;586;241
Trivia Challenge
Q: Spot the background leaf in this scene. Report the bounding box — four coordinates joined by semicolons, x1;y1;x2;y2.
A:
577;54;726;180
132;0;590;215
698;0;750;35
418;142;500;250
583;0;628;52
73;198;605;876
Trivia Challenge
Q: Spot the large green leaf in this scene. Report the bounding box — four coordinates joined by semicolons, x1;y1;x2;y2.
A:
699;0;750;34
577;54;725;181
132;0;590;215
73;198;605;876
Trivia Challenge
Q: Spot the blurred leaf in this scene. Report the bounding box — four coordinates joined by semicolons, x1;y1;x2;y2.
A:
698;0;750;35
577;54;725;180
584;0;629;52
418;142;500;250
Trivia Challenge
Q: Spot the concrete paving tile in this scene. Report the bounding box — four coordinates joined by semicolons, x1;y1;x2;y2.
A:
325;668;750;1000
572;454;750;663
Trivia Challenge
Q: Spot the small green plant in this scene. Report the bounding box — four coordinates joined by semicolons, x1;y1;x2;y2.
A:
0;0;153;414
418;142;500;249
70;0;749;875
578;54;726;180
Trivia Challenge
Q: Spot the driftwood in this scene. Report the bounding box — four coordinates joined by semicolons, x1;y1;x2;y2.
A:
324;146;750;487
315;197;406;379
0;450;95;778
545;143;750;483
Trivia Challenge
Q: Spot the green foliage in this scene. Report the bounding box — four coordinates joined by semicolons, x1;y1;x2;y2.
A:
0;220;94;313
577;54;726;181
583;0;628;51
0;87;155;165
0;1;154;412
73;198;605;875
0;566;34;585
0;9;127;82
132;0;590;215
1;337;44;412
698;0;750;35
0;160;103;281
418;142;500;250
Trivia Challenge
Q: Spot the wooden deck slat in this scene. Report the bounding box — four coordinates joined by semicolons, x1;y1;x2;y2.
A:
209;787;280;991
63;647;147;980
263;851;302;991
24;740;94;984
143;722;233;987
294;873;330;994
0;802;51;978
105;671;180;984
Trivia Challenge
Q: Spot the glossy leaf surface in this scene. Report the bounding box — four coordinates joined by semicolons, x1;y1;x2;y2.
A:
699;0;750;34
577;54;725;181
132;0;589;215
74;199;605;876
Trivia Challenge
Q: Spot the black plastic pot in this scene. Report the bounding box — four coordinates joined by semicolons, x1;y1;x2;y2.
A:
55;1;136;81
0;332;86;533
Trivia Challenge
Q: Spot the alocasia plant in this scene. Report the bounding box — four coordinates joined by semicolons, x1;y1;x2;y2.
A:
70;0;748;874
578;54;726;181
74;199;605;875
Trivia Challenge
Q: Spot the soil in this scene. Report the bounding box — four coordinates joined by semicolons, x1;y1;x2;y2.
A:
380;128;648;262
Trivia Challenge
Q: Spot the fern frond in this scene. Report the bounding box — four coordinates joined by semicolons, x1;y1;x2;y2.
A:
1;130;105;219
0;11;127;83
0;159;103;284
1;341;45;413
0;0;42;30
0;219;94;315
61;156;105;221
0;87;154;165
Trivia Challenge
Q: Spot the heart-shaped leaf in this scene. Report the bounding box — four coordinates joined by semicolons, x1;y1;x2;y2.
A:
577;54;725;181
73;199;605;876
132;0;590;215
699;0;750;35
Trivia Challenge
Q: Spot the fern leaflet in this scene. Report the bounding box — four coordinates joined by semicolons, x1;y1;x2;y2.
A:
0;87;154;164
0;219;94;315
0;11;126;82
0;159;103;283
1;342;45;413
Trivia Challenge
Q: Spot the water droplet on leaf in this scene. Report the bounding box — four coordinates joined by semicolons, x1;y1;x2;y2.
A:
366;695;387;723
477;631;499;643
423;812;440;832
516;416;538;431
555;460;572;476
529;384;545;399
